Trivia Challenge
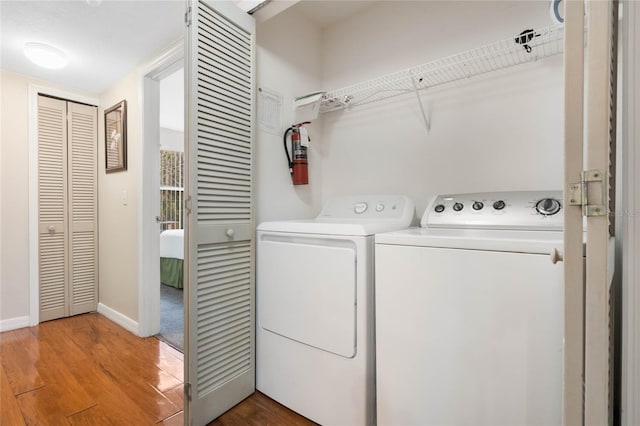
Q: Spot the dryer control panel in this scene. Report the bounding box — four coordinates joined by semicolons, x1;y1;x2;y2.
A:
424;191;563;231
317;195;415;223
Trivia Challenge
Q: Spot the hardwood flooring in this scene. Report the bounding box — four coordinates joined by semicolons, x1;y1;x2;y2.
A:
0;313;315;425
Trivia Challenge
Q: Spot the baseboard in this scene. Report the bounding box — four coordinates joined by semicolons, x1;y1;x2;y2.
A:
97;303;139;336
0;316;30;333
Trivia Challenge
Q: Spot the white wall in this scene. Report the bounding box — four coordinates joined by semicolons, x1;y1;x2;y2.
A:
98;69;141;323
0;70;98;327
317;1;564;217
0;70;34;324
255;6;324;223
159;67;184;132
160;127;183;152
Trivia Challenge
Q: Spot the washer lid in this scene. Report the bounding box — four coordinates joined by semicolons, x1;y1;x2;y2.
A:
257;195;415;236
375;227;565;255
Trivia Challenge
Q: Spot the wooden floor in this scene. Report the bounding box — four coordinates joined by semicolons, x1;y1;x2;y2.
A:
0;313;314;425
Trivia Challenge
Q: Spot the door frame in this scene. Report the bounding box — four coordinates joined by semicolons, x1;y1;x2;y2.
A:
28;86;99;326
621;0;640;422
138;40;184;337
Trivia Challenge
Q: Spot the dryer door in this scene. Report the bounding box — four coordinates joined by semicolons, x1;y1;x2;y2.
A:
258;234;357;358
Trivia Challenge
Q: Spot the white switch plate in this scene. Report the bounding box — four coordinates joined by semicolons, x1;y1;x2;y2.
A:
122;190;128;206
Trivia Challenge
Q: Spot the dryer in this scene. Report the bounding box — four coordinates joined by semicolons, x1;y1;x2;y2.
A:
375;191;564;426
257;195;415;426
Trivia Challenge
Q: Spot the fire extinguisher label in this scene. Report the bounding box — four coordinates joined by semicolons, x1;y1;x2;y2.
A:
294;148;307;159
300;127;310;147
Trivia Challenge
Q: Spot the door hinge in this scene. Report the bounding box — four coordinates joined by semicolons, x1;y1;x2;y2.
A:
185;383;192;401
185;6;192;27
184;195;192;216
568;169;606;217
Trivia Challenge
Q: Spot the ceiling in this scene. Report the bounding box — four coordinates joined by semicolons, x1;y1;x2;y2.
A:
0;0;184;94
291;0;373;28
0;0;375;95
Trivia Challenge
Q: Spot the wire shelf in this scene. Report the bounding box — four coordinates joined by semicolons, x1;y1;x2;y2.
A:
319;24;566;114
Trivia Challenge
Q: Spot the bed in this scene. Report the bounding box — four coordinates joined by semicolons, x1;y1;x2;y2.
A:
160;229;184;289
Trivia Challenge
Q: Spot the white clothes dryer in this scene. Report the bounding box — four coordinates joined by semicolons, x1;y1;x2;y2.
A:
257;195;415;426
375;191;565;426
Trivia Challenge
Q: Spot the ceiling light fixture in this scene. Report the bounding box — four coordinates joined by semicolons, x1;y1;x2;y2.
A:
24;42;68;70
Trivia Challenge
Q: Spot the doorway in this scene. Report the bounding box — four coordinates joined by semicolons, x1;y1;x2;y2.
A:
157;67;185;351
138;40;183;342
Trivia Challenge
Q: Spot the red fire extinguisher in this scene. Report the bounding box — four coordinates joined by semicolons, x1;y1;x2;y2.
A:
283;122;310;185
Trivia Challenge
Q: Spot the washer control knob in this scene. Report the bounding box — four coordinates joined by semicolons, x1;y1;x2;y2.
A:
493;200;506;210
472;201;484;211
354;202;368;214
434;204;445;213
376;203;385;212
453;202;464;212
536;198;561;216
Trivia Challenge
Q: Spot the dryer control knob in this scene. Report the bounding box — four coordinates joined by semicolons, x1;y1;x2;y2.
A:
376;203;385;212
493;200;506;210
434;204;445;213
536;198;561;216
472;201;484;211
453;202;464;212
354;202;368;214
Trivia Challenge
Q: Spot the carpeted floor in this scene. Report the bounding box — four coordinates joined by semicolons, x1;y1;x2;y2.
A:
158;284;184;352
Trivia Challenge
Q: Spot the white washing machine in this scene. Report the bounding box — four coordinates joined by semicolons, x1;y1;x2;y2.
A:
257;195;415;426
375;191;565;426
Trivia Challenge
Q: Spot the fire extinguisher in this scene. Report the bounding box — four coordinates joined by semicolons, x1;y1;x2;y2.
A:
283;122;311;185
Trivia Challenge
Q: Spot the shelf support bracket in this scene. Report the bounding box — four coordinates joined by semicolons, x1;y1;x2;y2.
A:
411;76;430;134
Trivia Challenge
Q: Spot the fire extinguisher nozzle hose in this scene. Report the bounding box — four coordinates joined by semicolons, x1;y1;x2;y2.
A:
283;126;294;174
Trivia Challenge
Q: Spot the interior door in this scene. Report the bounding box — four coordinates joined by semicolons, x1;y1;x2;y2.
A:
184;1;255;424
37;96;98;322
68;101;98;316
563;0;618;424
38;96;69;322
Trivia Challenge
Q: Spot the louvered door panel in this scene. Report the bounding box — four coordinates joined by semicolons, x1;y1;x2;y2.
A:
196;241;252;394
38;96;68;322
68;102;98;315
186;1;255;424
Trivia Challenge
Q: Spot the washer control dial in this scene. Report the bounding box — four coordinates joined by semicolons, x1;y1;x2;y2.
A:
536;198;561;216
434;204;445;213
472;201;484;211
453;202;464;212
376;203;385;212
493;200;506;210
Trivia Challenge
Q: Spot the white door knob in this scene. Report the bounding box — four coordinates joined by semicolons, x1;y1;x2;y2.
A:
48;225;55;232
550;248;563;264
226;228;235;238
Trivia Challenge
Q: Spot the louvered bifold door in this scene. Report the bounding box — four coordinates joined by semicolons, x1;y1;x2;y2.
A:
68;102;98;315
185;1;255;424
38;96;69;322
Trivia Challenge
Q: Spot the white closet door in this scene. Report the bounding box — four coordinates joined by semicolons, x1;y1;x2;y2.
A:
68;102;98;315
38;96;69;322
184;1;255;424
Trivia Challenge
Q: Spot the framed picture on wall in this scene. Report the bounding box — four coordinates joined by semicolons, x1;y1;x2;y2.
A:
104;100;127;173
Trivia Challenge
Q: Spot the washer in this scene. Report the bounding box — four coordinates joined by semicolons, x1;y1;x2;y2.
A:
257;195;415;425
375;191;564;426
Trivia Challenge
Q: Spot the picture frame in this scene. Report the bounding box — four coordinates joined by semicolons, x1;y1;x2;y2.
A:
104;100;127;173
